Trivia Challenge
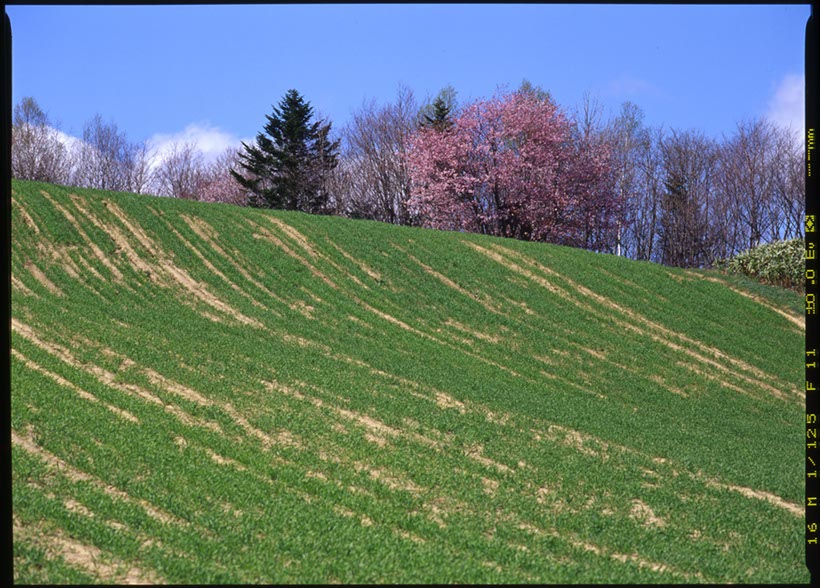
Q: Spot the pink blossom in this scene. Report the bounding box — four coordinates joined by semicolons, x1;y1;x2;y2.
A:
406;90;617;247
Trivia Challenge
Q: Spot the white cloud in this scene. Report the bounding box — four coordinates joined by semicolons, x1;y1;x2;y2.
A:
147;122;251;166
53;128;84;153
47;122;253;183
766;73;804;140
48;122;249;165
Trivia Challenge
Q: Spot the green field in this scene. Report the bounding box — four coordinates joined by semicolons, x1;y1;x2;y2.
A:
10;179;808;583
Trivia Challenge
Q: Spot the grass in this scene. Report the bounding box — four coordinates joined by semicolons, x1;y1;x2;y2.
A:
10;179;808;583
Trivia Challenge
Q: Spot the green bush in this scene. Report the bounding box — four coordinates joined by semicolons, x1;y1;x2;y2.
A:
713;238;804;291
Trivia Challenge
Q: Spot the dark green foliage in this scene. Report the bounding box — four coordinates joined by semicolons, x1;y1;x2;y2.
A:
517;79;552;102
231;89;340;213
420;86;457;132
659;171;707;268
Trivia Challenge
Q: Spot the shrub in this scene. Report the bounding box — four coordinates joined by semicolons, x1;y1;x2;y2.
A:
713;238;804;291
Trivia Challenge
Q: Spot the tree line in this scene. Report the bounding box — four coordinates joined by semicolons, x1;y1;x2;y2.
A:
10;97;247;206
12;83;805;269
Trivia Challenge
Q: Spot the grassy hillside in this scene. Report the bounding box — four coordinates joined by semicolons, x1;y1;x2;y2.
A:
10;179;808;583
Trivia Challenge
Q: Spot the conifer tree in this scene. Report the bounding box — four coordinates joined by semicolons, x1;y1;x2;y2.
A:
517;79;552;102
420;86;457;131
232;89;339;212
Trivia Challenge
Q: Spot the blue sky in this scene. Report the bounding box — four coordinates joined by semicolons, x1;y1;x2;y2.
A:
6;3;810;162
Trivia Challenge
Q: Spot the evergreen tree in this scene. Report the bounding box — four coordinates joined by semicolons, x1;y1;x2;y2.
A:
420;86;457;131
232;89;339;212
517;79;552;103
658;130;715;268
660;171;706;267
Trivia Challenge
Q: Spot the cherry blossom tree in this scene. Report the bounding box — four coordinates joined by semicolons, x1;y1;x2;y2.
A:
197;147;250;206
406;90;616;247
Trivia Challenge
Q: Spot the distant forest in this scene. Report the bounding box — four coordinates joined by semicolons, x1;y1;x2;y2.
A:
11;80;805;269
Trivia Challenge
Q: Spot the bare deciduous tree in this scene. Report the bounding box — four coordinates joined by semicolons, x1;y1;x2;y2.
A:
154;142;205;200
13;93;804;271
11;97;71;184
715;118;780;253
632;126;667;263
606;102;651;259
658;129;718;268
769;126;805;241
123;140;156;195
71;114;152;194
570;91;620;253
335;85;418;224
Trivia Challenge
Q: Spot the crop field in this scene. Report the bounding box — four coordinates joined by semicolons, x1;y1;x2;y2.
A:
10;179;809;583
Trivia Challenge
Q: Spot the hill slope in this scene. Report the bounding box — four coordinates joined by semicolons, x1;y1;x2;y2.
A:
11;180;807;583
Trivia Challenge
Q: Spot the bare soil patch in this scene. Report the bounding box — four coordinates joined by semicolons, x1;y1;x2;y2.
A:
559;529;704;581
701;477;802;517
12;274;39;298
464;443;513;473
73;254;106;283
13;517;164;584
143;368;211;406
13;196;40;233
629;499;667;528
444;319;502;343
648;373;689;398
181;215;288;312
25;261;64;297
12;348;140;424
326;239;382;281
105;202;159;255
220;400;302;449
482;477;500;495
690;272;804;330
47;193;126;283
353;461;425;495
12;318;223;434
158;254;264;328
542;425;609;460
163;218;267;311
465;242;567;298
480;243;796;404
71;197;156;279
63;498;95;518
80;200;263;328
404;250;504;315
434;390;468;414
36;241;82;279
267;216;317;256
12;428;184;526
393;528;426;544
249;218;338;290
205;448;247;471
